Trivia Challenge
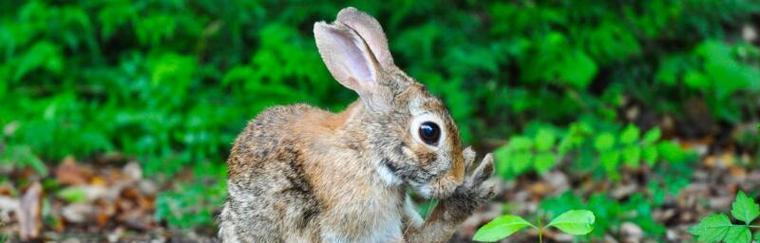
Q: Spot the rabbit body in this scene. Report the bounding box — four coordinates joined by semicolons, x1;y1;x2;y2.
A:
220;102;409;242
219;7;495;243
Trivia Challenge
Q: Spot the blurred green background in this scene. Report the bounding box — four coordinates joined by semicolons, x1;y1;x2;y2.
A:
1;0;759;237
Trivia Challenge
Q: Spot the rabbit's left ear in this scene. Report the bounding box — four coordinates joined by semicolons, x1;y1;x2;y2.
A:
314;8;393;112
336;7;395;69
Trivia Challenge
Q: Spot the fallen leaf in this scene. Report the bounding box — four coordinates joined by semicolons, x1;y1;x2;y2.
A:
56;157;94;185
61;203;95;223
123;162;142;180
18;182;42;240
528;182;550;196
621;221;644;240
0;196;19;223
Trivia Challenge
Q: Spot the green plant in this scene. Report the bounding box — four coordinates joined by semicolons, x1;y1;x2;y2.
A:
473;210;595;242
656;41;760;123
541;192;666;239
3;0;756;175
492;123;562;178
690;191;760;243
494;118;692;180
537;154;693;239
0;144;47;176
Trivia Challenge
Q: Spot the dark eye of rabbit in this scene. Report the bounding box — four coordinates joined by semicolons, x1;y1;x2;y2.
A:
418;121;441;146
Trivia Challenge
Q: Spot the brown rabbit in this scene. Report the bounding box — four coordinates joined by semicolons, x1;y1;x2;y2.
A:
219;7;495;243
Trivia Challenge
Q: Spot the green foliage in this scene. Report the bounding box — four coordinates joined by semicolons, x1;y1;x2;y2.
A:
0;144;47;176
473;210;595;242
1;0;759;231
493;125;560;177
0;0;350;176
155;163;226;228
657;41;760;122
3;0;744;172
494;118;693;180
690;191;760;243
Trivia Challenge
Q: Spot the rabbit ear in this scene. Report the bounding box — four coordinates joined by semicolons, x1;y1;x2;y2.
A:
336;7;395;69
314;20;390;112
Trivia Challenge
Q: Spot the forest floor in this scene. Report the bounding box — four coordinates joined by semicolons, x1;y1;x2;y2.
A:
0;139;757;243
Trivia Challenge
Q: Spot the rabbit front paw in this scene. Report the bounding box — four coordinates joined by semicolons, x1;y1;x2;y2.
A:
439;150;496;222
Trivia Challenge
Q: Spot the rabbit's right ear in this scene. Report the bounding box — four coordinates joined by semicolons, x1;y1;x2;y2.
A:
314;21;391;112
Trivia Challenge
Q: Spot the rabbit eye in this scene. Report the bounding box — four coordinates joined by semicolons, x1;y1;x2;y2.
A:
418;121;441;146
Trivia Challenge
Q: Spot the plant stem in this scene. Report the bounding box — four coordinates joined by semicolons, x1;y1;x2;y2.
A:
538;216;544;243
539;230;543;243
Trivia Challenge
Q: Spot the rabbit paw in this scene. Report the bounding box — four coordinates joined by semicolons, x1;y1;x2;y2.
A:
440;149;496;221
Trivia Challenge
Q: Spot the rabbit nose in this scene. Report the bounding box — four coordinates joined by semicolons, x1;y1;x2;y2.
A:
442;153;466;184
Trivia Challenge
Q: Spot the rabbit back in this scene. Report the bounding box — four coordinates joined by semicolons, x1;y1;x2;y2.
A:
221;104;328;241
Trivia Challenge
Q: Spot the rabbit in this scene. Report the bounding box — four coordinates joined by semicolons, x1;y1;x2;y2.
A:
218;7;496;243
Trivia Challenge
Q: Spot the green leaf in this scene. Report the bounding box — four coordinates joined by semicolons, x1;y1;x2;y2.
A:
594;133;615;151
14;41;63;81
657;141;688;163
546;210;595;235
557;50;598;88
600;150;620;171
509;136;533;151
689;214;732;242
56;187;87;203
731;191;760;224
622;146;641;168
642;146;659;166
510;152;533;175
643;128;662;144
656;55;687;86
684;70;710;89
725;226;752;243
534;129;556;152
619;124;640;145
533;152;557;174
473;215;534;242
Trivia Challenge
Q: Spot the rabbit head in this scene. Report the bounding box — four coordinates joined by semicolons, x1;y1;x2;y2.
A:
314;7;465;199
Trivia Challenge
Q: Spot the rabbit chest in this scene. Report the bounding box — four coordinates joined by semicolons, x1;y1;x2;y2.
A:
318;186;406;242
302;149;408;242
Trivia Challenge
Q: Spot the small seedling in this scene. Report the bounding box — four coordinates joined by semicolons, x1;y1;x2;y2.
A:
473;209;595;242
690;191;760;243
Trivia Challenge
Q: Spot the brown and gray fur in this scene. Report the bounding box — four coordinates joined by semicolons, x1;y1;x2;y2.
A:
219;7;495;243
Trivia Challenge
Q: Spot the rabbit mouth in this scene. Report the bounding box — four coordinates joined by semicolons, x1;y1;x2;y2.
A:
381;158;436;184
412;179;457;199
380;157;456;198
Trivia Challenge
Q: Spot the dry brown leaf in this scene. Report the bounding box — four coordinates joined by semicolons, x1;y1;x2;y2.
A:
18;182;42;240
729;166;747;179
56;156;94;185
90;176;107;186
0;184;13;196
528;182;550;196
